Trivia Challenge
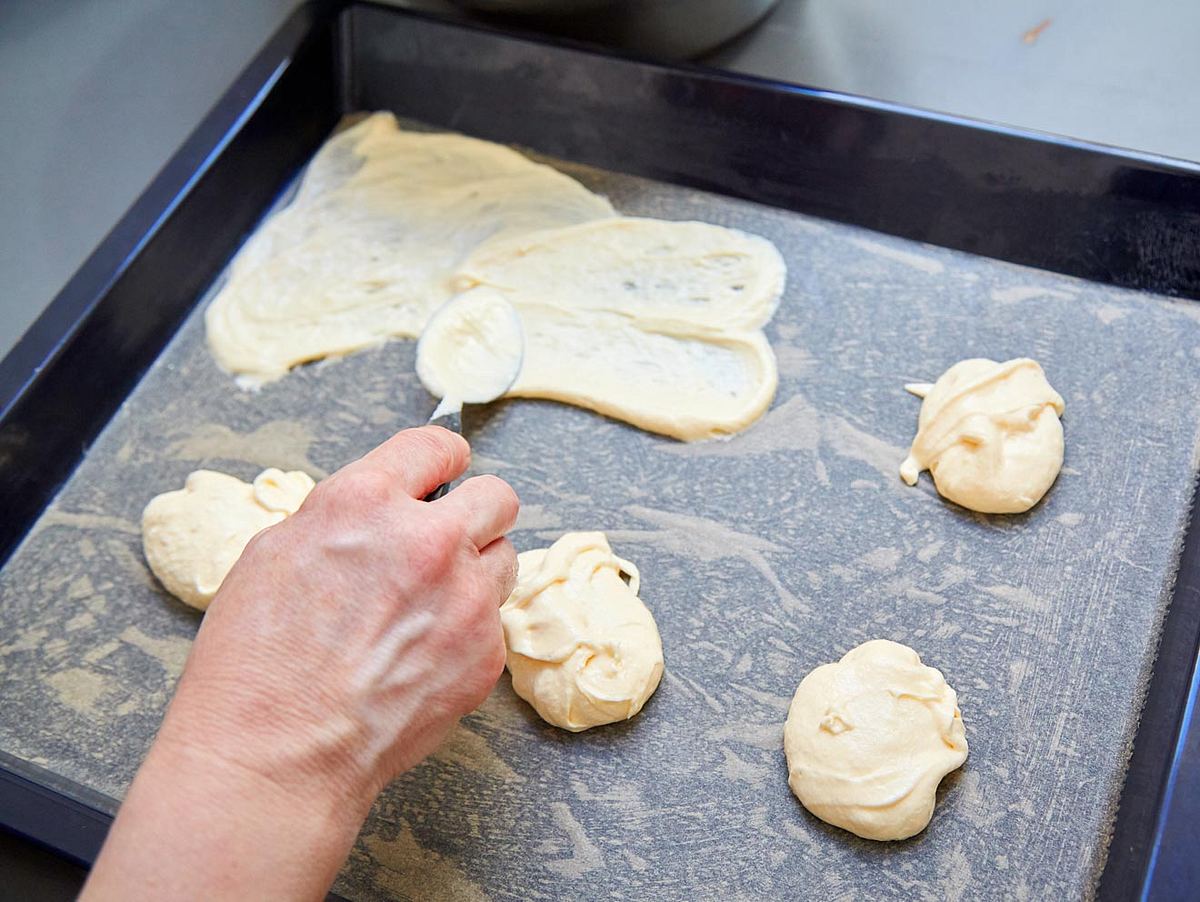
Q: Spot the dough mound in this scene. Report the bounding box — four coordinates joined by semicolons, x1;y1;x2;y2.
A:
900;358;1065;513
500;532;664;731
784;639;968;841
142;468;314;611
456;217;785;441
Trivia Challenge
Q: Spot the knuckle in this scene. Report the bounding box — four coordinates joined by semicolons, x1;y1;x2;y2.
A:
481;538;518;600
433;424;471;459
430;510;469;549
407;517;463;581
497;546;519;598
322;467;394;510
410;426;468;476
492;535;517;567
475;475;520;515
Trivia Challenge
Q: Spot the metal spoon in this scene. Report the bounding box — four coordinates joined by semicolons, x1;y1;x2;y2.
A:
416;287;525;500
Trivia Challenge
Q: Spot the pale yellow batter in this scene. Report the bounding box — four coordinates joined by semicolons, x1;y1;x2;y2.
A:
784;639;968;841
500;532;664;732
456;217;785;440
205;113;614;383
142;468;314;611
900;358;1065;513
206;113;786;440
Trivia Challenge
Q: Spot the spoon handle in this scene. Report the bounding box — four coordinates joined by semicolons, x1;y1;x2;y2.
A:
424;406;462;501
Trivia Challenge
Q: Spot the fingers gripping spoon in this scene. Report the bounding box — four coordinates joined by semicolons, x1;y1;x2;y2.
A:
416;287;525;500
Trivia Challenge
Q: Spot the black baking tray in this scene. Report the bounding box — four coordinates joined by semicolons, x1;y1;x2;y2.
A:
2;2;1199;897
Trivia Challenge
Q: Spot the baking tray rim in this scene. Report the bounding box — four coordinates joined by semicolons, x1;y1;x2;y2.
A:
1;2;1198;897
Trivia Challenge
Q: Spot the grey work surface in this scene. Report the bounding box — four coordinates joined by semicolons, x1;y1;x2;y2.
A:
4;0;1200;365
710;0;1200;164
4;130;1200;899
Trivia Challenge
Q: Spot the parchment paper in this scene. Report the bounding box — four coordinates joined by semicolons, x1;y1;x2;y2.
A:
3;124;1200;900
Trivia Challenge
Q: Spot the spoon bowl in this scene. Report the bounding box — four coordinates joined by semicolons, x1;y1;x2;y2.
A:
416;287;525;499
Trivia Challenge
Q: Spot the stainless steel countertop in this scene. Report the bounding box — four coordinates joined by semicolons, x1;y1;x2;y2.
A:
3;0;1198;363
710;0;1200;164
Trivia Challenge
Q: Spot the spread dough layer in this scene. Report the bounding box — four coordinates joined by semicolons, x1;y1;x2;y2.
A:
206;113;614;383
784;639;968;841
900;357;1065;513
205;113;786;440
142;468;314;611
457;217;784;440
501;532;664;731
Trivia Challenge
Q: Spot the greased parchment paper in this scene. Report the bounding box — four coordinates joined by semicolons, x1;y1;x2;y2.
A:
3;123;1200;900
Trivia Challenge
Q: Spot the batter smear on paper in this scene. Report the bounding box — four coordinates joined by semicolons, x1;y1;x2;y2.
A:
205;113;786;440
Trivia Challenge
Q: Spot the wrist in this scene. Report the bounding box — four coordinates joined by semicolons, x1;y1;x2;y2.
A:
83;715;374;902
159;587;389;817
153;726;374;832
133;729;368;899
156;671;380;824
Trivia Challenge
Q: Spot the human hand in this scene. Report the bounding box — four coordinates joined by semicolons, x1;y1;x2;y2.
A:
169;424;518;798
83;426;518;900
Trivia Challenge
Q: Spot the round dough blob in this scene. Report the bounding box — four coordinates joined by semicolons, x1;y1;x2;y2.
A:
142;468;314;611
900;357;1065;513
500;532;664;731
784;639;968;841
